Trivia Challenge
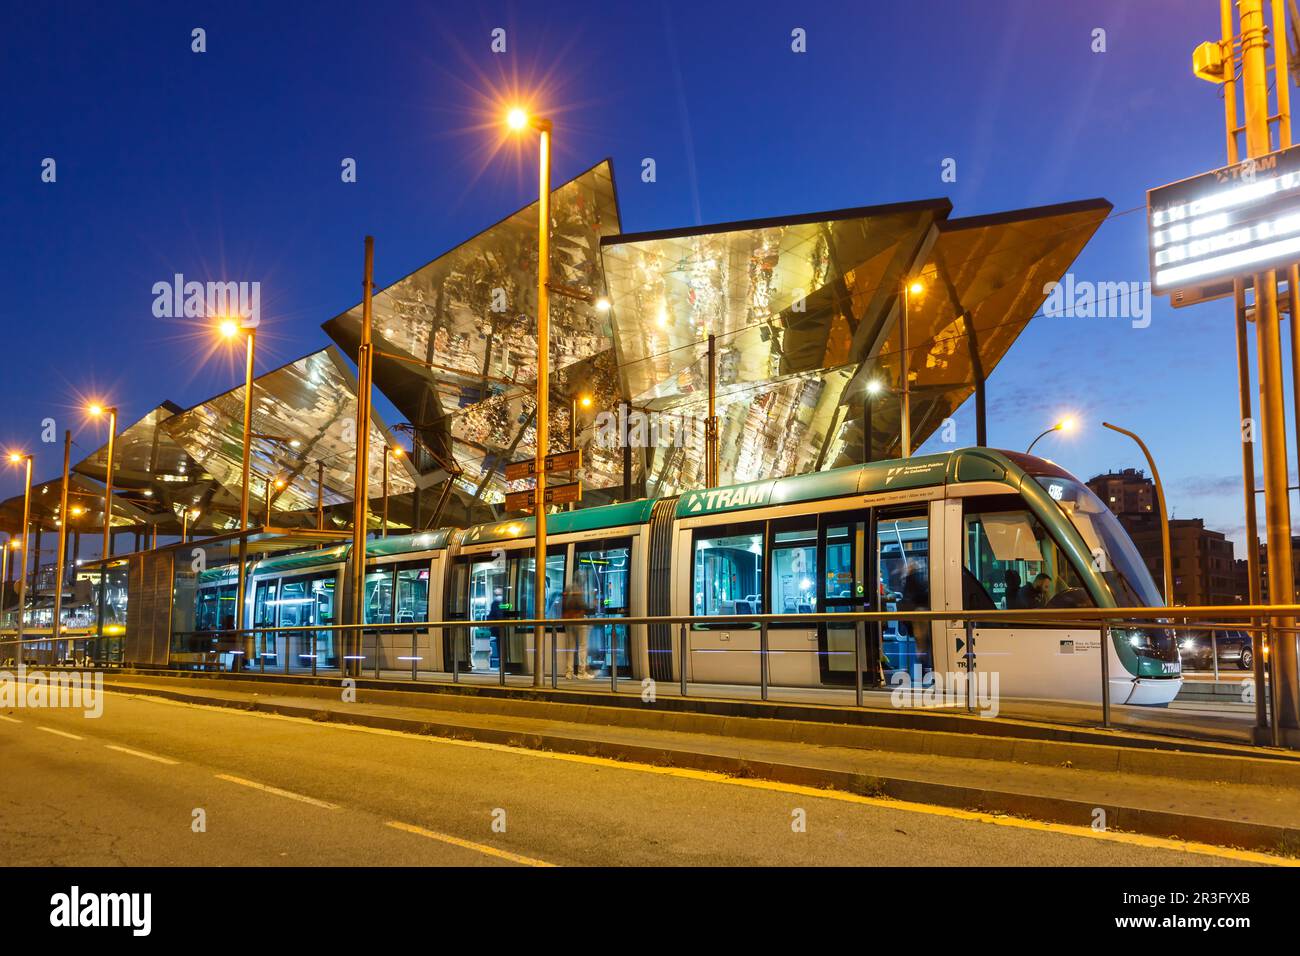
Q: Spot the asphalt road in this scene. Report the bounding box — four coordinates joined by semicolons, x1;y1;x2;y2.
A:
0;689;1269;867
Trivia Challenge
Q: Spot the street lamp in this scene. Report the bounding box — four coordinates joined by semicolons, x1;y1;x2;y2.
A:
218;318;257;652
1103;421;1174;607
507;104;554;688
1026;417;1076;455
863;379;883;464
7;452;32;654
0;536;14;631
181;508;200;544
264;475;286;526
568;394;592;510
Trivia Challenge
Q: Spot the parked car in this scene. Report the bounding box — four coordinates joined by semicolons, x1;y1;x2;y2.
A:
1178;629;1254;670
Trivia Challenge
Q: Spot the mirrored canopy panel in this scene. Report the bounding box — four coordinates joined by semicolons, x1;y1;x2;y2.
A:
160;347;414;518
322;160;622;507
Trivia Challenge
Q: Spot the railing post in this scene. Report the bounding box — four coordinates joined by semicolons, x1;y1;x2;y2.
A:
610;624;619;693
411;629;418;681
679;622;688;697
854;620;864;708
550;623;558;690
259;631;265;673
1100;622;1112;729
759;621;769;702
283;631;289;675
452;625;460;684
964;619;975;713
499;619;506;687
374;630;381;680
311;632;318;677
1212;629;1220;682
1269;621;1281;748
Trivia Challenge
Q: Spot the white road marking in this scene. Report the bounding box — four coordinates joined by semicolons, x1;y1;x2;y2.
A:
105;744;179;765
35;726;83;741
0;714;21;724
385;820;556;867
214;773;339;810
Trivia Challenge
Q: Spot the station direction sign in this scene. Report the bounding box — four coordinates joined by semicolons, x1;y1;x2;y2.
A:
504;449;582;482
504;481;582;512
1148;144;1300;302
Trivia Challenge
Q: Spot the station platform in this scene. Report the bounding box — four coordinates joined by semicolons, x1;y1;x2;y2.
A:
86;669;1300;859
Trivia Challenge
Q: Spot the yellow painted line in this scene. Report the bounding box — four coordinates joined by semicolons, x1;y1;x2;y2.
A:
35;726;82;740
385;820;555;867
214;773;339;810
105;744;179;766
127;691;1296;866
0;714;21;724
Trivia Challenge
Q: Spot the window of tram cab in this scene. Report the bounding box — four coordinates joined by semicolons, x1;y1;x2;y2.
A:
692;524;764;619
962;495;1094;616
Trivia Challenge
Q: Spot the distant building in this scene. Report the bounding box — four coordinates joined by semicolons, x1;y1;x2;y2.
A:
1255;536;1300;604
1086;469;1239;606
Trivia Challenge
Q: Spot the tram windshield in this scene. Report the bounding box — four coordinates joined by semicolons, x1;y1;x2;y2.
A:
1035;476;1164;608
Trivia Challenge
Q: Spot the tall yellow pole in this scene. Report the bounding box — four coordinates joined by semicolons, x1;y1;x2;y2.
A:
235;330;255;670
350;236;375;676
15;456;32;652
53;431;71;643
533;121;551;687
1103;423;1174;604
900;284;912;457
101;409;117;565
1240;0;1299;735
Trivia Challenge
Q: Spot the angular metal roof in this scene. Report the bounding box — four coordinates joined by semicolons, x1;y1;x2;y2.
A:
600;198;1111;495
160;346;415;523
322;160;623;513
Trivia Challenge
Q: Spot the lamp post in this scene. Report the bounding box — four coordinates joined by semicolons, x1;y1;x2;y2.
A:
569;394;591;510
181;508;199;544
863;379;882;464
508;105;553;688
1026;417;1076;455
219;319;257;658
1103;421;1173;607
86;403;118;566
900;279;924;457
52;430;73;643
0;537;11;631
264;475;285;526
8;452;33;655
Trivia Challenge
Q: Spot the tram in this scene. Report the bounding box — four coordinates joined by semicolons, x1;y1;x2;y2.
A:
189;447;1182;705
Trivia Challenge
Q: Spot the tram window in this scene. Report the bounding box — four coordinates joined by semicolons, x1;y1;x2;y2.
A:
395;564;429;624
824;524;861;604
963;497;1094;611
519;550;566;620
470;555;513;623
575;542;630;613
693;526;763;617
771;524;817;615
364;566;394;625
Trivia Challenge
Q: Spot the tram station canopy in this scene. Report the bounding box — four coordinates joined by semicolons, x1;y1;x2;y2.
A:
325;167;1109;507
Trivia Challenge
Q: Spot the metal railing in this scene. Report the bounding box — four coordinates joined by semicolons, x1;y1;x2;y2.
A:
5;603;1298;749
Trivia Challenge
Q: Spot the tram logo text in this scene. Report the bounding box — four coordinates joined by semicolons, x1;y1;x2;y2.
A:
890;666;1000;719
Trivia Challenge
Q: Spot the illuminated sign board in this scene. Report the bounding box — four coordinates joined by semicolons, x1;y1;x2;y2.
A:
1147;145;1300;299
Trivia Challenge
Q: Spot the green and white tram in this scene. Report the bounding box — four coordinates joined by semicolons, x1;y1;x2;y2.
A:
190;448;1181;705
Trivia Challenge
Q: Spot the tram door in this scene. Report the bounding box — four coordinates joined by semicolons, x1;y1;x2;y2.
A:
876;509;933;684
818;513;869;685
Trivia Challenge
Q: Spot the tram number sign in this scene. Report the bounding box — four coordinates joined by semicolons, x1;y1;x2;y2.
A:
504;449;582;481
504;481;582;512
1147;144;1300;300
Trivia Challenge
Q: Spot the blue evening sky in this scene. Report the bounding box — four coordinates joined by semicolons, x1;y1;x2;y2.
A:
0;0;1282;551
